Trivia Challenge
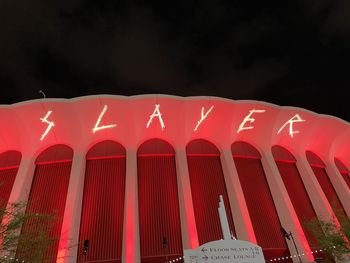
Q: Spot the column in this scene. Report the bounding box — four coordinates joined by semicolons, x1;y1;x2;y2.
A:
7;155;36;204
325;162;350;219
261;151;312;262
122;149;140;263
220;150;256;243
1;155;36;250
56;152;86;263
295;155;336;222
174;147;199;249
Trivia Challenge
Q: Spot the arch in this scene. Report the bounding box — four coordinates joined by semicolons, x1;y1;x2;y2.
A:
78;140;126;263
334;158;350;189
0;151;21;208
186;139;220;155
18;145;73;262
305;151;325;168
186;139;235;244
137;139;182;263
306;151;348;223
35;144;73;164
271;146;296;163
138;138;175;156
231;141;261;158
231;141;289;260
272;146;320;250
0;150;22;168
86;140;126;159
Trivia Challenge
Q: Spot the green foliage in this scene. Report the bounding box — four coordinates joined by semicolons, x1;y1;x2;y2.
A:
0;201;60;263
304;208;350;263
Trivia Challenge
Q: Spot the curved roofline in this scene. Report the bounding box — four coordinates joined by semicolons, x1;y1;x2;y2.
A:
1;94;348;125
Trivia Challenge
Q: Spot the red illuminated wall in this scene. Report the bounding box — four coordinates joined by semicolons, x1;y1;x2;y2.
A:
137;139;183;263
334;158;350;189
272;146;320;249
78;140;126;263
18;145;72;262
306;151;349;224
1;95;350;263
0;151;21;208
186;139;235;245
232;142;289;259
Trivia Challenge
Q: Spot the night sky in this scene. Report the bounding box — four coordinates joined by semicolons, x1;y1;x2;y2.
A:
0;1;349;121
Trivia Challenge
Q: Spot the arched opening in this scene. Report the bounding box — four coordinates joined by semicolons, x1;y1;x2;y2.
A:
231;142;289;261
18;144;73;262
77;140;126;263
272;146;321;251
186;139;235;244
334;158;350;189
0;150;21;208
306;151;349;223
137;139;182;263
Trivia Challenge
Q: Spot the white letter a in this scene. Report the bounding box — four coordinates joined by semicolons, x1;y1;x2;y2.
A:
147;104;165;130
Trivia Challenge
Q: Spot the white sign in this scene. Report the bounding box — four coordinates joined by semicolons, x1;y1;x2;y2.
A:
184;239;265;263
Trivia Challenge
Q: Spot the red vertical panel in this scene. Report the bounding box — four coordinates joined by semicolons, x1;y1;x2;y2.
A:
77;157;126;263
0;167;19;208
338;171;350;190
334;158;350;189
35;145;73;163
306;152;348;222
0;150;22;167
187;155;235;244
0;151;21;208
138;155;183;263
310;166;349;223
19;161;72;262
275;161;320;248
233;157;289;260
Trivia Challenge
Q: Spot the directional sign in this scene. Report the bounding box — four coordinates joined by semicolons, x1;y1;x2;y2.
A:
184;239;265;263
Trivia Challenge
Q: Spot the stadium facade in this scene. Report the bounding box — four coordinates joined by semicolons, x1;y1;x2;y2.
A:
0;95;349;263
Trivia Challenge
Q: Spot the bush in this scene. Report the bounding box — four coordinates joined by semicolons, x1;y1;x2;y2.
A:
304;207;350;263
0;201;60;263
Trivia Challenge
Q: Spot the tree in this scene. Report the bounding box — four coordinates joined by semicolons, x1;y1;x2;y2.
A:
0;200;60;263
304;208;350;263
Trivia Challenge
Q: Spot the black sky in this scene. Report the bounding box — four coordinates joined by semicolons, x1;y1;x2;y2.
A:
0;1;349;121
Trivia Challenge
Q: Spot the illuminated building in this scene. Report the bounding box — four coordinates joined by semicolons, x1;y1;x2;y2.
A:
0;95;349;263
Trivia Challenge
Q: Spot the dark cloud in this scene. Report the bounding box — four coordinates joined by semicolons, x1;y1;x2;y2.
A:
0;0;349;121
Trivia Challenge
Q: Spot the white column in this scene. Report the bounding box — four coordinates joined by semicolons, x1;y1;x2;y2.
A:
7;155;36;204
1;155;36;252
220;150;256;243
122;149;140;263
261;151;312;263
295;155;335;222
56;152;86;263
325;162;350;219
174;147;199;249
